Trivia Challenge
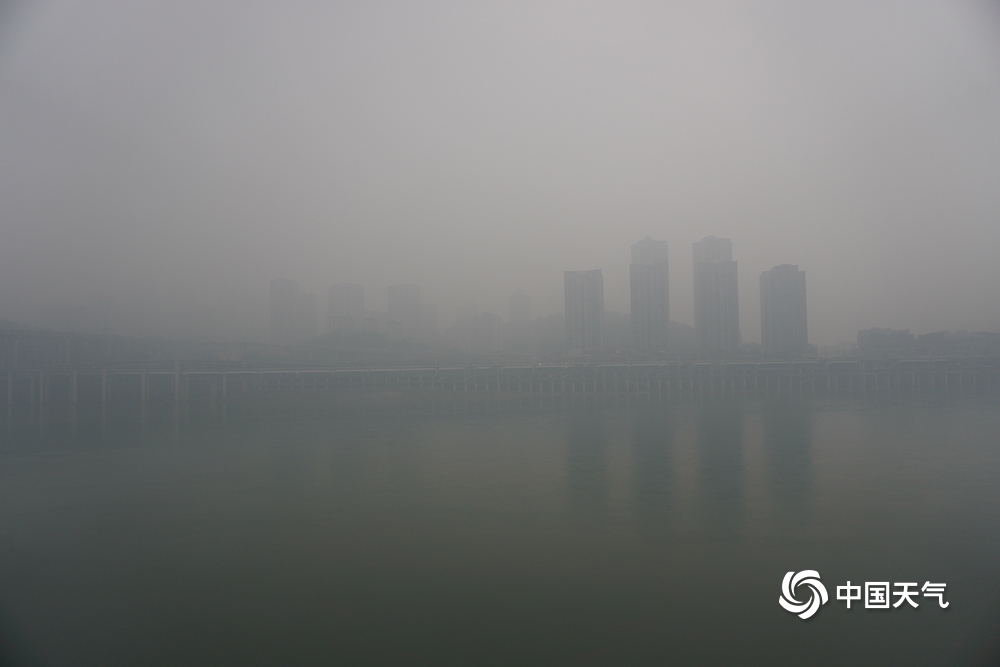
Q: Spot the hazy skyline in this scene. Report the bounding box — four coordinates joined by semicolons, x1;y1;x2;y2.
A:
2;0;1000;345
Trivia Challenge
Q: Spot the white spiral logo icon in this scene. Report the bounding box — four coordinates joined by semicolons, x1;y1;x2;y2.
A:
779;570;829;620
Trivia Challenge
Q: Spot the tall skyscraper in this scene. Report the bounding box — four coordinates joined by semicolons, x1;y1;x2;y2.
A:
387;284;421;340
760;264;808;356
692;236;740;356
270;278;299;345
564;270;604;352
328;283;365;334
630;236;669;352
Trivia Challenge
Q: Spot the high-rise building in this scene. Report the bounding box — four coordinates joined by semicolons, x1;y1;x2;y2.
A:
760;264;808;356
692;236;740;356
328;283;365;334
630;236;669;352
387;284;421;340
564;270;604;352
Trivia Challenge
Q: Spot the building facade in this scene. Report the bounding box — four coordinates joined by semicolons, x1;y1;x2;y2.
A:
564;269;604;352
760;264;808;356
692;236;740;356
630;236;669;352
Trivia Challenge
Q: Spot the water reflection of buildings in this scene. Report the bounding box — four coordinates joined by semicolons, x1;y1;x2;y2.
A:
696;398;744;538
631;406;675;531
762;398;812;526
565;409;609;518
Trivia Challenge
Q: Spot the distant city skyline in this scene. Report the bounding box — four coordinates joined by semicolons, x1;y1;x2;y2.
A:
235;233;877;358
3;1;1000;346
693;236;740;356
630;236;670;353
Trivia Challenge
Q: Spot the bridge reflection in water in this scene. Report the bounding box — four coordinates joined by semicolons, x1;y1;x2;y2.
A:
4;358;999;406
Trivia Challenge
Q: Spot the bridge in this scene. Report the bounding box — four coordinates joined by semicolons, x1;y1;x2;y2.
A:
4;358;999;407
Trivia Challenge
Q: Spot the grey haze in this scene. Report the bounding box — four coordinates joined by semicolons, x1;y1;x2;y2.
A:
1;0;999;346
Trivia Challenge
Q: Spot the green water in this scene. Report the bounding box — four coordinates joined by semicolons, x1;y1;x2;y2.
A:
1;394;999;665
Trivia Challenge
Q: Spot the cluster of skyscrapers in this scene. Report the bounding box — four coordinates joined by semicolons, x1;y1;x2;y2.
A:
272;235;809;358
565;236;809;357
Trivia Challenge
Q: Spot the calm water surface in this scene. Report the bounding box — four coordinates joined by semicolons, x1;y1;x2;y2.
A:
1;394;999;665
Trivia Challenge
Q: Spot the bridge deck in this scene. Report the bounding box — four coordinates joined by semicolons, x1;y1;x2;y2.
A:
4;358;999;406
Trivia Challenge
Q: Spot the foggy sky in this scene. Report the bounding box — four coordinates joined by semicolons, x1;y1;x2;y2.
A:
2;0;1000;345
